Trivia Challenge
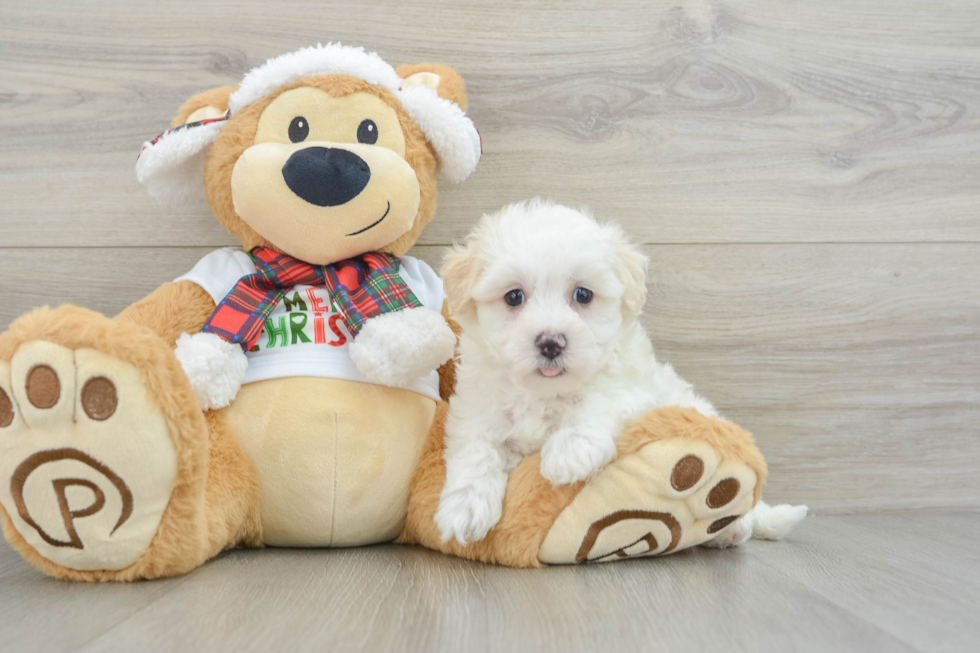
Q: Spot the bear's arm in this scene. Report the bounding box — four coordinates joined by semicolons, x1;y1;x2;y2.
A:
437;302;462;401
114;281;217;348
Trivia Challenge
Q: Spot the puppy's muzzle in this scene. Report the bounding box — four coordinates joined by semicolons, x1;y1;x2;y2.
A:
282;147;371;207
535;333;566;360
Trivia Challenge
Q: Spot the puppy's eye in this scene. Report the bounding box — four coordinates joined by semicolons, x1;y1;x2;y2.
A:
504;289;525;307
357;119;379;144
289;117;309;143
573;287;593;305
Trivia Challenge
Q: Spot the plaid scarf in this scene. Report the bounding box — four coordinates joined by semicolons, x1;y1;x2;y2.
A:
202;247;422;351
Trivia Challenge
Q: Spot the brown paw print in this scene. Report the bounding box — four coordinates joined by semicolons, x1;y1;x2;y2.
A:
539;437;758;565
0;341;178;571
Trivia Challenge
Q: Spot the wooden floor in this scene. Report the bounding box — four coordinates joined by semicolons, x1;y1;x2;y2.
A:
0;511;976;653
1;0;978;650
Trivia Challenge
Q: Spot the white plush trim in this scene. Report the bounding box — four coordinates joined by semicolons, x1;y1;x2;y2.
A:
135;119;225;206
138;43;481;205
348;307;456;386
229;43;403;115
174;332;249;410
227;43;480;182
398;84;482;183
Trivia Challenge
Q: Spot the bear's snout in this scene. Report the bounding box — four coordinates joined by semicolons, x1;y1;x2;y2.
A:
282;147;371;207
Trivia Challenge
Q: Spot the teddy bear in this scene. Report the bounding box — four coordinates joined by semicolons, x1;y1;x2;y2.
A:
0;44;772;580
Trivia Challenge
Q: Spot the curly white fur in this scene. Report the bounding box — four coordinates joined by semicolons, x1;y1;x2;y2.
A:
348;307;456;386
435;200;806;546
174;332;248;410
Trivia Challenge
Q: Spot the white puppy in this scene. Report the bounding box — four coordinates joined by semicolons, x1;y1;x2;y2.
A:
435;199;805;546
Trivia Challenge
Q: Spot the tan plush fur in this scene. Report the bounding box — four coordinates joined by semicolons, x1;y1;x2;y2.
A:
399;405;767;567
437;303;461;401
116;280;263;561
1;55;769;578
115;281;218;347
203;75;443;257
201;410;263;558
617;407;768;504
398;402;584;567
171;85;237;127
395;64;469;111
0;305;263;581
0;62;467;580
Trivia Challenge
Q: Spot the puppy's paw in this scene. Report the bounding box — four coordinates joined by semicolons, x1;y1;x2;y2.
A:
540;428;616;486
435;479;504;546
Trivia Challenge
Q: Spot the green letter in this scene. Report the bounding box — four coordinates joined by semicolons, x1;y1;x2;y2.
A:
265;316;288;348
283;292;308;312
290;313;311;344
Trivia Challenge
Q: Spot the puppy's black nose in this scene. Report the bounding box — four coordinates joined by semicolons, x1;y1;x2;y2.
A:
282;147;371;207
536;333;566;360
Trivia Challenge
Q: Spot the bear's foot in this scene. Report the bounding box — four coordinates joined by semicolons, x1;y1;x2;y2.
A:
0;307;211;580
400;405;769;568
538;409;766;564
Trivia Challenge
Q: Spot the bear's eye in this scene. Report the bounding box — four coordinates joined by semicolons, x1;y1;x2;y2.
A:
289;117;309;143
357;119;379;145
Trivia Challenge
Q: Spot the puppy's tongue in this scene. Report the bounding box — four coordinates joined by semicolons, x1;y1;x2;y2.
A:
540;367;562;378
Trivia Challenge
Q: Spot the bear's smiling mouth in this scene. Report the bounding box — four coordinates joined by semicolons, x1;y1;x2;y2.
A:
345;201;391;237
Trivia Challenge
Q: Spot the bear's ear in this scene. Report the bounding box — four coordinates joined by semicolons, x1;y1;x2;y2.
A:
396;64;480;183
396;63;468;112
171;85;237;127
136;86;236;206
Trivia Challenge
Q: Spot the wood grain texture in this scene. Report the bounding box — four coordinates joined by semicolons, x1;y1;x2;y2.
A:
0;512;976;653
1;243;977;512
2;1;979;649
749;511;980;653
1;0;979;247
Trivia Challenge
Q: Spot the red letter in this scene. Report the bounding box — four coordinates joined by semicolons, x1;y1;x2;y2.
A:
306;288;330;313
328;315;348;347
313;313;326;344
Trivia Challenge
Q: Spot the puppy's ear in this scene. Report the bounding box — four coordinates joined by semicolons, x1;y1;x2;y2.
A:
172;85;237;127
396;63;468;111
441;242;482;317
613;234;649;317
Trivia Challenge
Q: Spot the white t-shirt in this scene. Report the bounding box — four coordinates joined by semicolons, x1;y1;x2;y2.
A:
176;248;445;400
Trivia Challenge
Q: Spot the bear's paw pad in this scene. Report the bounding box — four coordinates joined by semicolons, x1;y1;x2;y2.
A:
538;437;757;564
0;342;177;571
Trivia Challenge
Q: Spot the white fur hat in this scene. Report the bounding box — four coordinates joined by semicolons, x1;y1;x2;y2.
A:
136;43;482;205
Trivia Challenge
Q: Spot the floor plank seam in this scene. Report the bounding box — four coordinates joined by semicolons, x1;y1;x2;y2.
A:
64;580;187;653
738;547;930;653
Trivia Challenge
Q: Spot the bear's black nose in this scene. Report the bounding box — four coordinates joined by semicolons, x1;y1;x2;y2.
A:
282;147;371;207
